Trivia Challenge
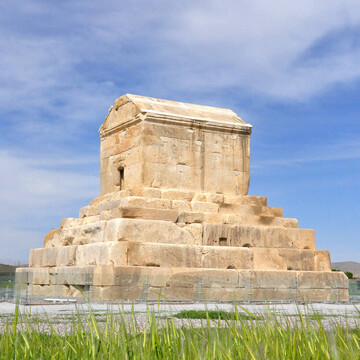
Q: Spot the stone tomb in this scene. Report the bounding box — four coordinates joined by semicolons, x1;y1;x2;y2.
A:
17;94;348;301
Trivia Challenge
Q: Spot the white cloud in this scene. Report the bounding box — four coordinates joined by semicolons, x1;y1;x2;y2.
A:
0;229;43;264
0;148;99;261
252;136;360;169
0;150;98;260
1;0;360;130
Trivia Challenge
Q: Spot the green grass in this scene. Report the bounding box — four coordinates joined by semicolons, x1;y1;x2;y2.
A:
1;305;360;359
173;309;261;320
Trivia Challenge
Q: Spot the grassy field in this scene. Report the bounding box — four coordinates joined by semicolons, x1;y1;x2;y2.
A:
1;306;360;359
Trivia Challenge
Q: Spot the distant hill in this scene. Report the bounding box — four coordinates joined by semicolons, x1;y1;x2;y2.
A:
331;261;360;278
0;263;27;273
0;263;17;273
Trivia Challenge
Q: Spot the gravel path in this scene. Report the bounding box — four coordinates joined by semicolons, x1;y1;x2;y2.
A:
1;301;360;334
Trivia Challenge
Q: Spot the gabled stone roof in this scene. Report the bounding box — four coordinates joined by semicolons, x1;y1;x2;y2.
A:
100;94;251;136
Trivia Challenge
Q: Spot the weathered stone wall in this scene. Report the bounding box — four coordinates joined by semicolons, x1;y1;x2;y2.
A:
142;122;250;194
100;122;143;195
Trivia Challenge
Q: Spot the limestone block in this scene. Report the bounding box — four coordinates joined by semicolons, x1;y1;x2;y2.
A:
161;189;194;201
202;288;246;301
277;249;316;271
92;266;172;287
191;201;219;213
79;206;89;218
250;288;292;301
43;228;61;248
144;122;190;141
31;268;51;285
286;228;315;249
219;204;263;215
91;285;143;300
108;189;131;201
127;243;202;268
146;286;172;300
100;172;116;196
142;162;179;189
169;268;239;288
177;211;204;224
30;283;87;298
99;210;114;221
54;266;95;285
120;207;179;222
183;224;203;244
314;250;331;271
156;286;195;300
60;218;76;228
175;166;201;191
236;215;275;227
29;246;77;268
130;187;162;198
16;268;51;286
280;218;299;228
104;218;200;245
249;270;297;289
205;193;224;204
203;224;315;249
79;205;97;218
297;271;348;289
203;224;232;246
296;288;348;302
109;242;129;266
76;243;111;266
171;200;192;212
97;199;121;213
69;221;106;245
36;283;80;298
120;196;171;210
201;246;253;270
253;249;287;271
261;207;283;217
30;284;61;297
15;268;32;285
203;213;229;224
193;193;207;202
92;265;116;286
223;195;267;206
89;194;109;207
77;215;101;226
120;162;143;190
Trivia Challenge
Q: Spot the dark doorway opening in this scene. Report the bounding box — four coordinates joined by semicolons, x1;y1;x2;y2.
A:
119;167;124;190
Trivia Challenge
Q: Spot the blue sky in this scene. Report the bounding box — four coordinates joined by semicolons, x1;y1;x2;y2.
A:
1;1;360;263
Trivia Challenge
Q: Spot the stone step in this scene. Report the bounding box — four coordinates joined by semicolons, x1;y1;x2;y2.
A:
223;194;267;206
31;241;330;272
219;203;282;217
18;265;348;301
203;223;314;249
130;187;269;207
80;193;271;218
124;243;330;272
204;213;298;228
46;218;312;249
64;208;298;230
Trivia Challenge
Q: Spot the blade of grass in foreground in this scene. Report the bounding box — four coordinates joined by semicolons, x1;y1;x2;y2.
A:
1;304;360;359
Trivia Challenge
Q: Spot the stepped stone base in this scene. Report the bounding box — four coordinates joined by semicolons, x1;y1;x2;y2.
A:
17;266;348;302
16;189;349;302
17;95;349;302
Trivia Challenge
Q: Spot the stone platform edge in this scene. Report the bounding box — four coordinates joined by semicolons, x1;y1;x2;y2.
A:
16;266;349;302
